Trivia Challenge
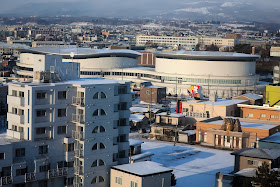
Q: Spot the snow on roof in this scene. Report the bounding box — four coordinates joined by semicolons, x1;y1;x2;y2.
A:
235;168;257;178
131;152;154;161
0;133;23;145
130;107;148;113
185;99;248;106
259;133;280;144
129;139;144;146
179;130;196;135
21;47;141;57
154;50;259;58
112;161;172;176
243;93;263;100
208;120;278;130
129;113;146;122
231;148;280;160
156;112;185;118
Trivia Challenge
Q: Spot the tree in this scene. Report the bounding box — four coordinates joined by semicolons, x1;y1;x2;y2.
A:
171;173;177;186
205;44;219;51
252;162;280;187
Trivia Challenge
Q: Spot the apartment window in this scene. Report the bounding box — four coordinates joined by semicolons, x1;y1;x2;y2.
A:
118;86;127;94
39;164;50;172
12;90;17;97
146;90;150;95
99;176;104;183
16;168;27;176
37;92;46;99
93;92;99;99
271;115;279;119
119;118;127;126
260;114;266;118
131;181;138;187
91;160;98;167
19;91;24;97
0;153;4;160
58;91;67;100
58;108;66;117
66;161;74;168
64;178;74;186
92;126;98;133
64;143;74;152
227;136;230;143
57;126;66;134
248;113;254;117
100;126;106;133
36;110;46;117
100;143;105;149
100;92;107;98
115;177;122;185
93;109;98;116
100;109;106;115
99;159;105;166
39;145;48;154
15;148;25;157
92;143;98;150
36;127;46;135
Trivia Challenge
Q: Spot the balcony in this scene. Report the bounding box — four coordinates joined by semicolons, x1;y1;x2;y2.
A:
74;166;83;175
48;167;68;179
25;173;36;183
0;176;12;186
7;95;24;106
7;129;24;140
72;114;85;124
74;149;84;158
72;131;84;140
7;113;24;124
72;97;85;106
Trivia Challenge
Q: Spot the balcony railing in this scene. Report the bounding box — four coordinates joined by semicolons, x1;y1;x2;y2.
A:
72;131;84;140
0;176;12;186
74;166;83;175
25;172;36;183
74;149;84;158
72;114;85;123
72;97;85;106
48;167;68;179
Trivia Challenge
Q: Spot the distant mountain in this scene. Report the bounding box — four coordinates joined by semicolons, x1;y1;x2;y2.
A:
1;0;280;23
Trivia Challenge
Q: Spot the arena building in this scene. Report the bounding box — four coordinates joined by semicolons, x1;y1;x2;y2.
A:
16;48;261;98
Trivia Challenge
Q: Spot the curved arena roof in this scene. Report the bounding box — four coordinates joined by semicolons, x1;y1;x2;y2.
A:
154;51;259;61
18;47;142;59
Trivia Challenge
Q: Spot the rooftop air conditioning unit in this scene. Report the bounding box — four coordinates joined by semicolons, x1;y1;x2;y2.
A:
274;105;280;109
263;104;270;107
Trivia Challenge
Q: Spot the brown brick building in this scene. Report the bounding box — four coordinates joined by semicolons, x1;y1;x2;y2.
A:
140;86;166;104
137;52;156;66
196;117;280;149
238;104;280;121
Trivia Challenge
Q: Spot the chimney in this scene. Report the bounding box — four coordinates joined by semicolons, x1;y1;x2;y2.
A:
252;47;255;55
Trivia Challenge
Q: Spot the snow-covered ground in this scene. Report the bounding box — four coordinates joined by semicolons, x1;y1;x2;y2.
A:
140;141;234;187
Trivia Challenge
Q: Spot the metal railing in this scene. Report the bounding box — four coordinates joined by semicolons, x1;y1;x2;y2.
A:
72;97;85;106
74;149;84;158
48;167;68;179
74;166;83;175
0;176;12;186
72;114;85;123
25;172;36;183
72;131;84;140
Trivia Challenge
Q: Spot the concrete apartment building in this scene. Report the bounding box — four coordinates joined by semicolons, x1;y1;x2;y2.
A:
238;104;280;121
111;161;172;187
199;38;237;47
136;35;199;50
0;53;131;187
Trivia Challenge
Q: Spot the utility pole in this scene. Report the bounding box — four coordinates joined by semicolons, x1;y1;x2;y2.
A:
174;121;178;146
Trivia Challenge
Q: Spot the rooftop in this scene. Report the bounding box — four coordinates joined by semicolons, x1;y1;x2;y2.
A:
231;148;280;160
129;113;146;123
18;47;141;58
129;139;144;146
208;120;278;130
238;104;280;111
259;132;280;144
0;133;23;145
112;161;172;177
154;51;259;61
183;99;248;107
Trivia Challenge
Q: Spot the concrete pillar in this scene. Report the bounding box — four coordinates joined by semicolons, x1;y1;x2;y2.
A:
233;137;236;148
221;136;224;147
215;135;218;146
239;139;242;148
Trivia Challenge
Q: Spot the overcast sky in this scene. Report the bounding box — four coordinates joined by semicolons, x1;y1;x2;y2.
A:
1;0;280;23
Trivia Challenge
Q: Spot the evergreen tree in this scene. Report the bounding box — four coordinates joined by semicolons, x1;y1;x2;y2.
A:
171;173;177;186
252;162;280;187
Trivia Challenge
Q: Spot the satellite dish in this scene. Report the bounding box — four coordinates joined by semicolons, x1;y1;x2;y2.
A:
70;52;75;58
